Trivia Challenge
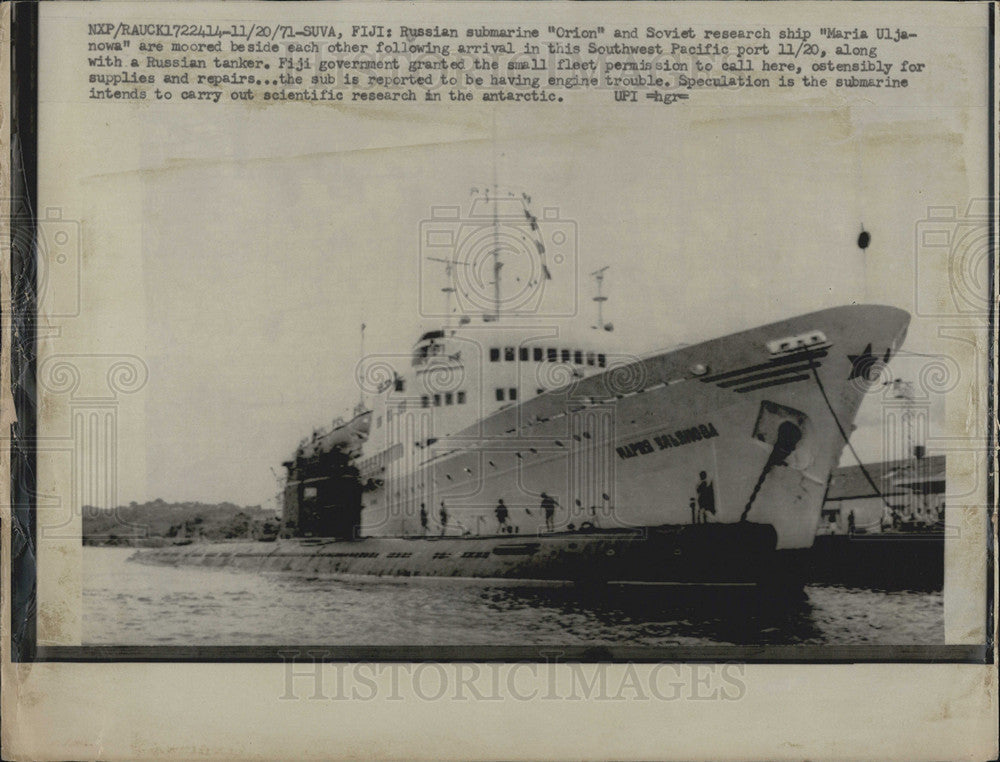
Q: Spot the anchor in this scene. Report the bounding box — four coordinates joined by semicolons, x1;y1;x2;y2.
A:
740;420;803;522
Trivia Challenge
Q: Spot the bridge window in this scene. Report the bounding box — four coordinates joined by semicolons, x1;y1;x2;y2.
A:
537;388;544;395
509;387;518;401
457;391;466;404
495;388;504;401
490;348;500;362
547;348;557;362
598;354;607;368
574;350;583;364
445;392;453;405
587;352;595;366
505;347;515;361
433;394;441;407
561;349;570;363
534;347;543;361
421;395;429;408
395;378;404;392
520;347;529;362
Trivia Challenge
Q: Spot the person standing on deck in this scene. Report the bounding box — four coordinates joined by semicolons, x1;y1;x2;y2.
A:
439;501;448;536
495;499;509;533
696;471;715;523
540;492;557;532
419;503;428;536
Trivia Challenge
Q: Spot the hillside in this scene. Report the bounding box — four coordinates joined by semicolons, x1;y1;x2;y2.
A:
82;499;279;546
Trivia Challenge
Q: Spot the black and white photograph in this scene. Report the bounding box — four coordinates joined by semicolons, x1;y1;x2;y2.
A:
58;17;980;653
81;163;952;649
3;1;995;760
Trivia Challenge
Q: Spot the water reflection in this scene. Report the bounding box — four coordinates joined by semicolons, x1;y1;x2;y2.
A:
478;584;824;645
84;548;943;646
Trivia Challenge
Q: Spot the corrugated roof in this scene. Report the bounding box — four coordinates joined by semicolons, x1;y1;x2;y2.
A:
825;454;945;500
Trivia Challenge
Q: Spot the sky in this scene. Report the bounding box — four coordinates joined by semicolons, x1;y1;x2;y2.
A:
40;9;988;509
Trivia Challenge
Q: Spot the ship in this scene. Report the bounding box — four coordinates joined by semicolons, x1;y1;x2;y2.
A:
132;190;911;588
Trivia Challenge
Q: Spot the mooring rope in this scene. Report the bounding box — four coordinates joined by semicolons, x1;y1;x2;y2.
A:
803;347;896;514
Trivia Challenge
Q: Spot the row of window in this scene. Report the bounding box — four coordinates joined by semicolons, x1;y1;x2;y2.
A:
378;385;545;421
389;386;552;413
419;391;468;408
490;346;607;367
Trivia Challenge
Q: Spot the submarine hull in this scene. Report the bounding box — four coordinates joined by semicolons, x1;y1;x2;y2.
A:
130;522;779;586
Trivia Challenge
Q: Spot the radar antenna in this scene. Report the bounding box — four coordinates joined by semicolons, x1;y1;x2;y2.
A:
590;266;613;331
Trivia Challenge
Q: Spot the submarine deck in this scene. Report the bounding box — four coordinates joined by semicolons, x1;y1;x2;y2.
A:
130;522;780;585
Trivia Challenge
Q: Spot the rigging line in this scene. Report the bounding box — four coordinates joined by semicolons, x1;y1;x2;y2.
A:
803;347;895;513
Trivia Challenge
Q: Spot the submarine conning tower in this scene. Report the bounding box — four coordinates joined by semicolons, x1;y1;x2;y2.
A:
280;407;371;540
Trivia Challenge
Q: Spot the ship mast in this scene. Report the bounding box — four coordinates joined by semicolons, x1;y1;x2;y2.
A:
889;378;923;521
426;256;469;328
490;184;502;322
490;112;502;322
590;266;613;331
472;180;552;321
355;322;367;415
892;379;915;458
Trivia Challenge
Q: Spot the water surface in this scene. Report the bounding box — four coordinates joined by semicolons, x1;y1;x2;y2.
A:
83;547;943;646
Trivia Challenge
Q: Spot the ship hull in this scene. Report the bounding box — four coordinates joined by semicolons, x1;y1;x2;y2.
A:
357;305;910;551
132;305;910;586
130;521;779;585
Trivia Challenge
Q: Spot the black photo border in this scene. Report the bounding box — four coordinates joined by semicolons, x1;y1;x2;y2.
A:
7;0;996;665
